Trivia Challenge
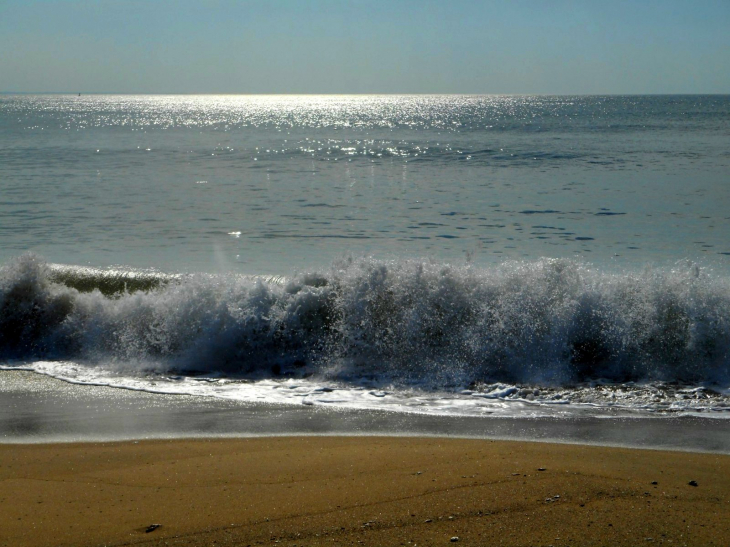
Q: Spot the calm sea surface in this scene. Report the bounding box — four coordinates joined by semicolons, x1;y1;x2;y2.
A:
1;94;729;273
1;95;729;418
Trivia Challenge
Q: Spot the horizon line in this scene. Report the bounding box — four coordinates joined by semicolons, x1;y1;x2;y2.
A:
2;91;729;96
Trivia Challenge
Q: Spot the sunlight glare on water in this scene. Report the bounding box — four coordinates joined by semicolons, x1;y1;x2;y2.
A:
1;94;729;273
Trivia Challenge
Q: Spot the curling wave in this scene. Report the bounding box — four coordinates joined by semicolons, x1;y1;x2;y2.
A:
1;253;729;388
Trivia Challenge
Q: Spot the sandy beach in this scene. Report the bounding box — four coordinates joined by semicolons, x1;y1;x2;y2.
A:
1;436;728;547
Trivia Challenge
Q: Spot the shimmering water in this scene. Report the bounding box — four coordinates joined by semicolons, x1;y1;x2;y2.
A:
1;94;729;273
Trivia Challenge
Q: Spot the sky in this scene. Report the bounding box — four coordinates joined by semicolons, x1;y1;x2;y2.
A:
1;0;729;94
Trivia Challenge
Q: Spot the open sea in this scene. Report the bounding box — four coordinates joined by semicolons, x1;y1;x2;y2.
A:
1;94;729;419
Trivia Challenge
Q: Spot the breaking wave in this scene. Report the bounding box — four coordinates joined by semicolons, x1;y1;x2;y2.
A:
1;253;729;388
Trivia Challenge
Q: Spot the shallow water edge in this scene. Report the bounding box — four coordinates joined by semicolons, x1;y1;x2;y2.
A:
2;370;728;453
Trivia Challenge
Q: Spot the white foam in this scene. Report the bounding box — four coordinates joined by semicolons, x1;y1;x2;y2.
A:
1;254;729;417
4;360;729;419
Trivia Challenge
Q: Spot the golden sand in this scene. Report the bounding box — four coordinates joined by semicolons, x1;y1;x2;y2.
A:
1;437;728;546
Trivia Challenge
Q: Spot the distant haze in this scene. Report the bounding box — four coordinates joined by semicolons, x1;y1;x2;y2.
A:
1;0;729;94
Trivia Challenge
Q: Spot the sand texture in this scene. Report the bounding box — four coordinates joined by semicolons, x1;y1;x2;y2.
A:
1;437;728;546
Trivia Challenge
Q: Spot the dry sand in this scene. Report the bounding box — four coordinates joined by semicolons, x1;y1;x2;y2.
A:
1;437;728;546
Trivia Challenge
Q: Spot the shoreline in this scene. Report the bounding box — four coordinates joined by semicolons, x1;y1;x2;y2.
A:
2;372;729;545
2;370;730;453
2;436;728;547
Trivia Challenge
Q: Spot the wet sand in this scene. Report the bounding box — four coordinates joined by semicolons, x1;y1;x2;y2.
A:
1;436;728;547
3;371;730;453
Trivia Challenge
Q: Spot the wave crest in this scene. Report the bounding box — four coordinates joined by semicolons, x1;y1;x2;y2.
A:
1;253;729;386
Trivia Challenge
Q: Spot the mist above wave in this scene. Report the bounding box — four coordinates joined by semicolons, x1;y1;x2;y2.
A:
1;253;728;387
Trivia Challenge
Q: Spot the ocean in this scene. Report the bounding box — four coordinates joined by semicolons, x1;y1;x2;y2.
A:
1;94;729;419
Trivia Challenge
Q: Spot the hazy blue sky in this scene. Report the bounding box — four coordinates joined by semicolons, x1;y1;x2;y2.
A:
1;0;728;94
